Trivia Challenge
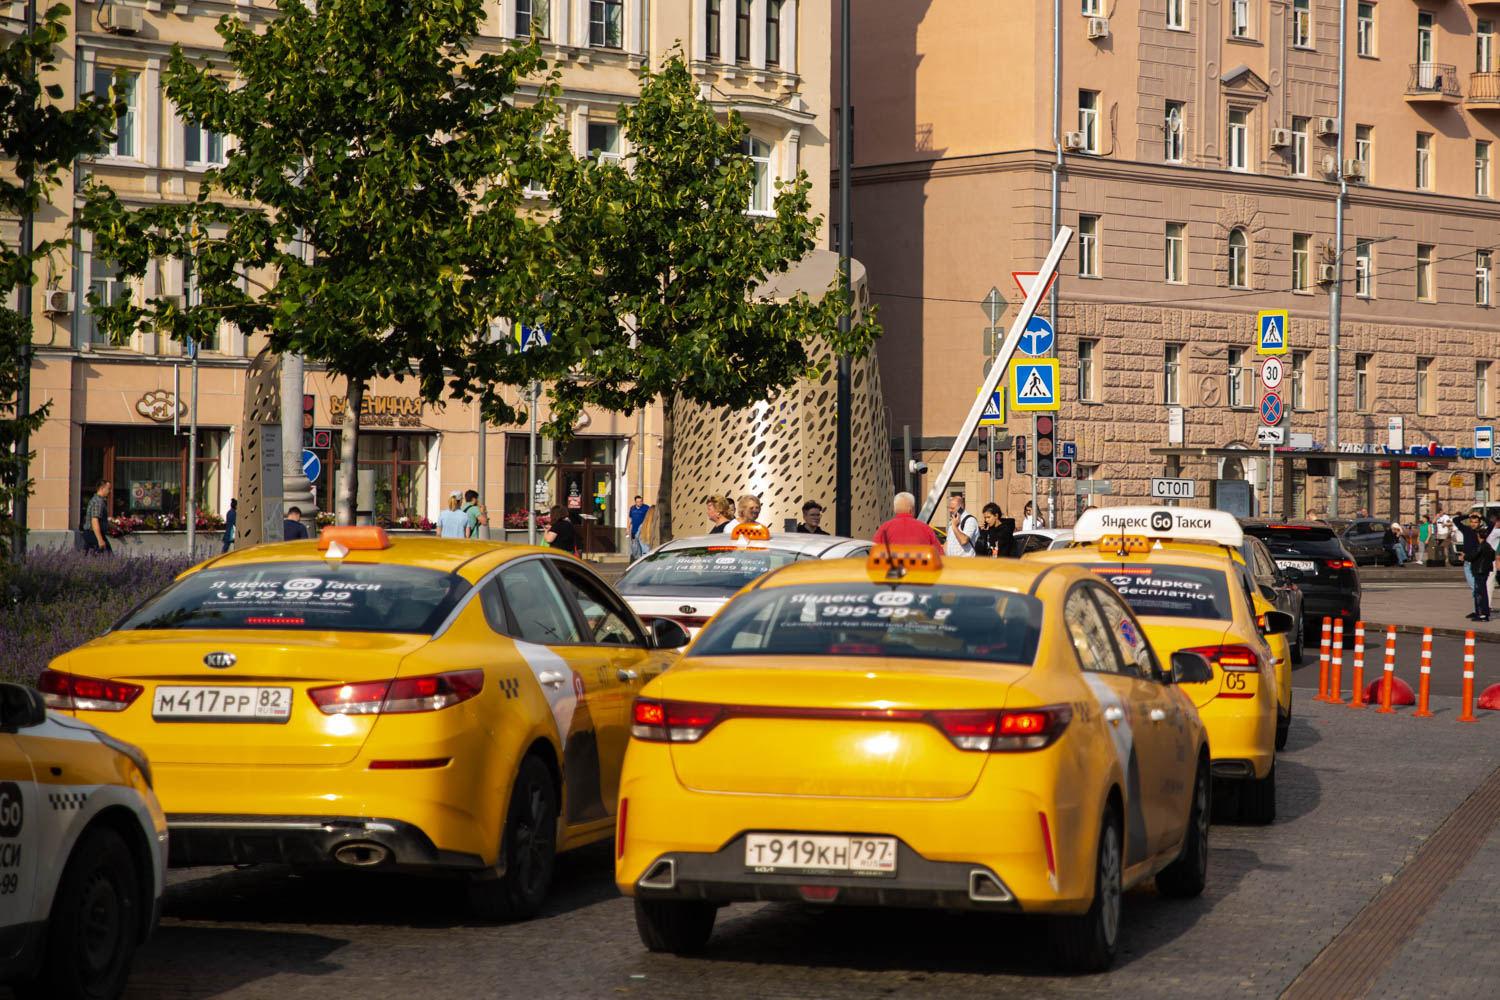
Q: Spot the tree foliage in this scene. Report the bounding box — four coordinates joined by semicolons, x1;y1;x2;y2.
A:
82;0;570;522
1;5;118;551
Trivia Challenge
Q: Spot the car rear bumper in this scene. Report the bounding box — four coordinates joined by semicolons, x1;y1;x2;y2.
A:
165;813;486;871
1196;696;1276;780
1300;594;1361;621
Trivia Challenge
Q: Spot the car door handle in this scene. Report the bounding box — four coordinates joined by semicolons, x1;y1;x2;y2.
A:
537;670;566;688
1149;708;1167;723
616;668;639;681
1103;706;1124;726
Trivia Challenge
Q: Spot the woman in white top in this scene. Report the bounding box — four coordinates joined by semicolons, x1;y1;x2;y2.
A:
437;492;470;539
1020;500;1044;532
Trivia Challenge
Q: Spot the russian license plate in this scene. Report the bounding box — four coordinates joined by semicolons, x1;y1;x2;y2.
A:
152;686;293;722
743;833;898;876
1275;559;1316;572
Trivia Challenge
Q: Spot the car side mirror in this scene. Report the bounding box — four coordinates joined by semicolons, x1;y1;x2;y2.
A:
1259;610;1296;636
0;683;47;733
1260;584;1277;600
647;617;691;650
1169;651;1215;685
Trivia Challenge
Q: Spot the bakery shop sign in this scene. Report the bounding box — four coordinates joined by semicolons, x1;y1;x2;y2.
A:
329;394;425;427
136;390;187;423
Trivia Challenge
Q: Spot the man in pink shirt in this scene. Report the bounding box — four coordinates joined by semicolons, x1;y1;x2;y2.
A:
872;492;941;547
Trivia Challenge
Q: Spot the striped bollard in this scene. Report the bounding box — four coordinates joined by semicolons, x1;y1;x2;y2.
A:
1459;631;1478;723
1329;619;1346;705
1349;621;1366;708
1316;617;1333;702
1412;627;1435;718
1376;625;1398;714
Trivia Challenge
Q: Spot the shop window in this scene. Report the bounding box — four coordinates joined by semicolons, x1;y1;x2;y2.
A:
80;426;226;524
505;434;623;553
314;432;431;523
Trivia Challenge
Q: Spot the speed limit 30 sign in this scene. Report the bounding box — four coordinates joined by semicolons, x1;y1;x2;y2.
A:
1261;356;1284;391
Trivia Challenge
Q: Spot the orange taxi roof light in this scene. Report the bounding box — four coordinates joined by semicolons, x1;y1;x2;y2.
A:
1097;535;1151;555
867;544;943;573
730;523;771;542
318;526;392;551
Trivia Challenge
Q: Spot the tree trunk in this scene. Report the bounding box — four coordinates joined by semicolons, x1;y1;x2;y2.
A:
336;376;363;526
656;394;675;542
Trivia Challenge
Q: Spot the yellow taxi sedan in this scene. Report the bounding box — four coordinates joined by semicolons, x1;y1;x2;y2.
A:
1026;507;1294;825
39;527;686;919
615;546;1213;972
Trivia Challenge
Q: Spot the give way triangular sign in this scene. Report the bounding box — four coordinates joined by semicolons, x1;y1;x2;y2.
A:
1013;270;1059;302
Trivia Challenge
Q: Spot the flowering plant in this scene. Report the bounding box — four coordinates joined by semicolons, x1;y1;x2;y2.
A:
315;512;337;527
504;510;550;529
377;514;436;531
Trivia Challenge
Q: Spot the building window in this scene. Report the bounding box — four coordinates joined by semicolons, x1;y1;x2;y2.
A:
79;427;227;523
1165;101;1185;162
85;256;125;344
1418;12;1433;64
1228;347;1250;407
743;136;771;214
1479;360;1492;415
1417;357;1433;413
589;0;623;47
183;119;224;168
735;0;751;61
1293;0;1312;47
1082;0;1102;13
1417;243;1435;301
1479;250;1493;306
1078;214;1099;276
587;122;621;165
706;0;721;57
94;68;138;159
1355;239;1373;297
503;436;623;552
1079;339;1098;402
178;259;220;351
1231;0;1251;39
516;0;549;38
766;0;783;65
1479;141;1492;197
1079;90;1099;153
1357;3;1375;56
1164;344;1182;405
1289;351;1307;409
1167;0;1186;30
1165;222;1186;283
1355;124;1373;179
1480;19;1494;71
317;432;432;524
1291;116;1309;176
1416;132;1432;190
1355;353;1371;411
1228;228;1249;288
1228;108;1249;171
1292;233;1310;292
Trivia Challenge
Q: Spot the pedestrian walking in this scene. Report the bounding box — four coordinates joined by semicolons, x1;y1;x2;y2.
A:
974;503;1016;557
1415;514;1431;566
796;500;829;535
945;493;980;557
637;504;660;557
732;494;764;532
80;478;113;555
437;491;469;538
1021;501;1044;531
221;498;237;553
628;495;650;559
706;495;734;534
1467;514;1495;622
282;506;309;541
545;503;577;554
1433;507;1453;564
1457;511;1484;599
873;492;940;548
461;490;487;538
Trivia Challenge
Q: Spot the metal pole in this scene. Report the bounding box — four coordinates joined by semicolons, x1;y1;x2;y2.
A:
835;0;852;537
13;0;37;556
637;405;645;500
187;344;199;555
903;424;913;496
1041;0;1061;532
1269;441;1276;517
527;381;538;545
1328;0;1349;519
476;413;489;540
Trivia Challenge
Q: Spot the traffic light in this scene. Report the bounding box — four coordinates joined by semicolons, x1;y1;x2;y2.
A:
977;427;988;473
1015;435;1027;476
1036;414;1056;479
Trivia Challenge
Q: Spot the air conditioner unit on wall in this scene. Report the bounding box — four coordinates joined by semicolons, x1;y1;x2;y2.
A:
43;289;73;315
1318;263;1337;284
1269;128;1292;148
1063;131;1088;151
1316;117;1339;136
99;2;143;34
1343;159;1367;181
1086;17;1110;39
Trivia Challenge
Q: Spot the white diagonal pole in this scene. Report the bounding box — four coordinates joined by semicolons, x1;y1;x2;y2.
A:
919;227;1073;523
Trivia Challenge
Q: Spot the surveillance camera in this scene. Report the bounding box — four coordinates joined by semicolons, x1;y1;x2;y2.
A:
907;460;929;475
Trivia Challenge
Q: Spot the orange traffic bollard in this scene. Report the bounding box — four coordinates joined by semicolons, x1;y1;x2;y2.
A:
1349;621;1366;708
1459;631;1478;723
1412;627;1435;718
1316;617;1333;702
1329;619;1346;705
1376;624;1398;714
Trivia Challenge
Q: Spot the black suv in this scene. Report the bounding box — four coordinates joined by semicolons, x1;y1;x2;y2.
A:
1240;520;1361;648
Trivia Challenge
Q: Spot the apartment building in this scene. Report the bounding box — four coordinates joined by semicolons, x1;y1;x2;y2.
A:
846;0;1500;522
6;0;833;549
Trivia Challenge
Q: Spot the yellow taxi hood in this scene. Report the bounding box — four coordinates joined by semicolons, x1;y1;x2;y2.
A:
1135;618;1237;708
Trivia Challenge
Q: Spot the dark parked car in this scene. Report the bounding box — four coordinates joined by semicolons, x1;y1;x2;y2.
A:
1239;532;1306;664
1240;521;1361;649
1336;517;1397;566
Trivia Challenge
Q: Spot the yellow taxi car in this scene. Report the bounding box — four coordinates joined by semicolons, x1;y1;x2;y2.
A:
0;681;167;1000
615;546;1213;972
1026;507;1293;824
39;527;686;919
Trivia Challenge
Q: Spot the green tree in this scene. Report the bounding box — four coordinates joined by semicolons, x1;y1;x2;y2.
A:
1;5;117;552
522;54;880;539
83;0;569;524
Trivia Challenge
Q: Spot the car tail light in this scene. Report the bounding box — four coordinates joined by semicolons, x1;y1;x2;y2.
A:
1039;811;1057;879
368;758;451;770
932;706;1072;752
616;798;628;859
308;670;483;715
1183;644;1260;673
37;669;143;712
631;698;723;742
1324;559;1355;570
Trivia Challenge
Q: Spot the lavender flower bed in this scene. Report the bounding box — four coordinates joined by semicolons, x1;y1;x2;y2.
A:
1;549;193;686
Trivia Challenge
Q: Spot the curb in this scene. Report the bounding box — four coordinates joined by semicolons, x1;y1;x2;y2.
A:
1372;622;1500;644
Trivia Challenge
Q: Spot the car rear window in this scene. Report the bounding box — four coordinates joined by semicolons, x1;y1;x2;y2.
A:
1243;526;1345;558
114;561;471;634
1088;564;1234;621
617;546;802;595
690;583;1043;665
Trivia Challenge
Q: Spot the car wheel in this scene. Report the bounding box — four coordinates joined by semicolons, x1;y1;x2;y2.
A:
1291;622;1304;664
1240;762;1277;825
634;898;717;954
467;754;558;921
1050;805;1122;973
1156;760;1209;899
15;826;142;1000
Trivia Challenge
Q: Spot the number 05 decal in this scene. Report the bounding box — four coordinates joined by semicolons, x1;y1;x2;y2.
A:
1224;672;1248;691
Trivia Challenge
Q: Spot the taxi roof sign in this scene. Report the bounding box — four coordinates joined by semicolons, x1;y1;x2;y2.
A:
867;544;943;576
318;526;392;551
730;523;771;542
1073;506;1244;548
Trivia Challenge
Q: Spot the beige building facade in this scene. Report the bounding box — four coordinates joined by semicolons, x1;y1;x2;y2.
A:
847;0;1500;525
6;0;835;549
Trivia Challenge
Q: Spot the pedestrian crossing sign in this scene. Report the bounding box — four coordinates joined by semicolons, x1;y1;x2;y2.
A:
1011;359;1060;411
977;387;1006;426
1256;310;1288;355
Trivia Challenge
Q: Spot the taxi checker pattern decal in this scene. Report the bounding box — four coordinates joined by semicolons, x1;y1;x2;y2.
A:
498;678;520;699
47;790;89;811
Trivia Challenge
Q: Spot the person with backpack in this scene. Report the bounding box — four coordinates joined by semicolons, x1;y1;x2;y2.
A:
945;493;981;557
462;489;487;538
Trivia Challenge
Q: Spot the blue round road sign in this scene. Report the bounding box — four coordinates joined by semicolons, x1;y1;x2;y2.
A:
1260;392;1283;426
1019;317;1055;357
301;449;321;483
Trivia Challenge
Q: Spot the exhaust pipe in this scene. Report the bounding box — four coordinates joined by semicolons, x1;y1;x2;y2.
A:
332;841;390;867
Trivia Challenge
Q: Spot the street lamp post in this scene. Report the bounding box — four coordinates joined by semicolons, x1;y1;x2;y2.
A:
834;0;853;538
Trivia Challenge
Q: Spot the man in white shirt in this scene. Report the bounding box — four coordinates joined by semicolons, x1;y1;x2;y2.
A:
1434;509;1453;564
945;493;980;557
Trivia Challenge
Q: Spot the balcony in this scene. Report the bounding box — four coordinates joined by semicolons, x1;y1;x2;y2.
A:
1469;71;1500;108
1405;63;1461;102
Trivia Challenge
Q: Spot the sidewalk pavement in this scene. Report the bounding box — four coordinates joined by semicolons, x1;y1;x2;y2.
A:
1360;582;1500;643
